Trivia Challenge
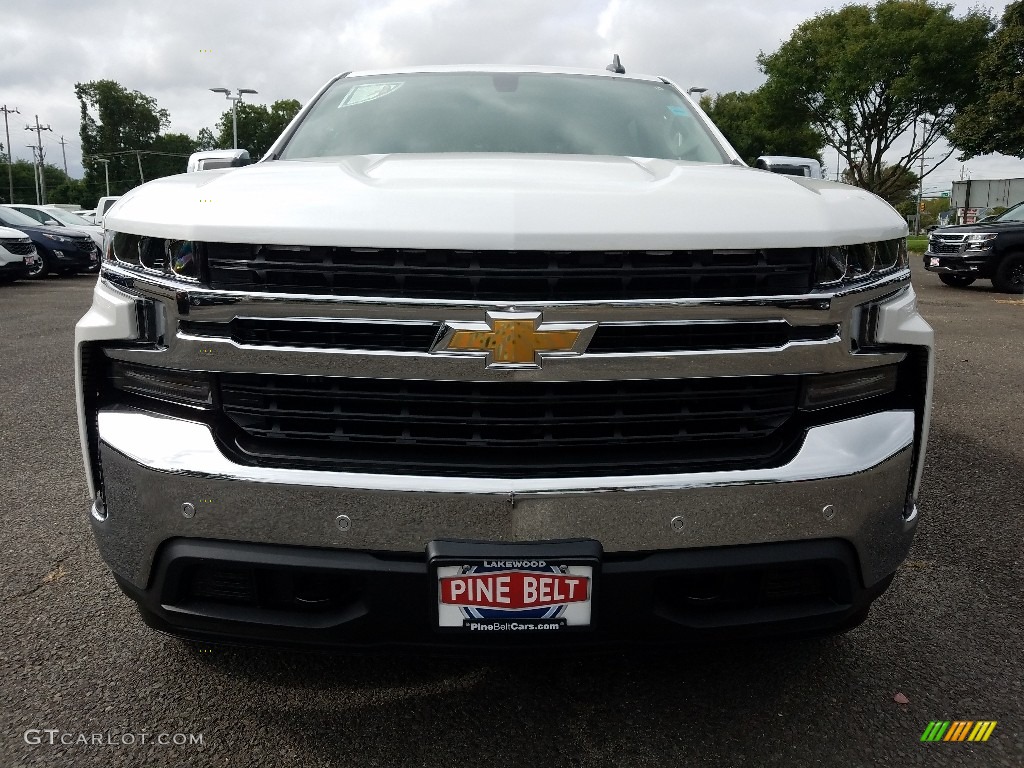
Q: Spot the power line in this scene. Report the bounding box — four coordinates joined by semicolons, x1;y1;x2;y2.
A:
83;149;193;159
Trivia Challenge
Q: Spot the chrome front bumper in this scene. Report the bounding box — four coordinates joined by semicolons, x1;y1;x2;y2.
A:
923;249;992;274
94;406;918;591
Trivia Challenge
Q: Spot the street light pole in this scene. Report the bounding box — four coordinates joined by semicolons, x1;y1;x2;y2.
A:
95;158;111;197
210;87;258;149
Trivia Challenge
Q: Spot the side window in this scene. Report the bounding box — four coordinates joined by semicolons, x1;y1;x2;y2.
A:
23;209;47;224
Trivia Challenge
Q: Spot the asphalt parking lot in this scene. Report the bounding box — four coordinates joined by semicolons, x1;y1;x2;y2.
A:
1;261;1021;767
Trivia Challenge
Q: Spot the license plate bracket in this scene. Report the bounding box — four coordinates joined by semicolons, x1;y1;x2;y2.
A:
428;540;601;633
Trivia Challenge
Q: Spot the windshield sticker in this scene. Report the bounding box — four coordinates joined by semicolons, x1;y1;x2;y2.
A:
338;82;404;108
667;105;690;117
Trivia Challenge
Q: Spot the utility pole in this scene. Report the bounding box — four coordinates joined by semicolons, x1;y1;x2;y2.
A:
916;155;934;236
135;150;145;183
25;115;52;204
27;145;40;204
1;105;20;203
58;135;69;175
209;87;258;149
913;118;932;236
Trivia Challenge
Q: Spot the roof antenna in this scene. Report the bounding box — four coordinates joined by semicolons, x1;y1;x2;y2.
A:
606;54;625;74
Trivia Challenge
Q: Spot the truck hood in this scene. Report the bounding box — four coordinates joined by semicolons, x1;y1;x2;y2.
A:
932;222;1017;234
106;155;906;250
4;222;77;240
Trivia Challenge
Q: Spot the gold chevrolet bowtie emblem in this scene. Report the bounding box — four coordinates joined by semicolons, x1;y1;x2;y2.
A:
433;311;597;368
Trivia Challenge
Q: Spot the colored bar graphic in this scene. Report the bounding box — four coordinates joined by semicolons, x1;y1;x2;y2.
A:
977;722;997;741
944;721;972;741
921;721;996;742
921;721;950;742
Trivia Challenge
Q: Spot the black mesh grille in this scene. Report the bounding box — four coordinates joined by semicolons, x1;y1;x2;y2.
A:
0;240;34;255
928;239;964;254
181;319;441;352
69;236;95;251
206;245;818;300
218;374;803;477
586;322;837;353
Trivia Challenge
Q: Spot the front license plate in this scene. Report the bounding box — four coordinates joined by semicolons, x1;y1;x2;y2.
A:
435;561;594;632
430;536;602;634
929;257;940;266
429;540;601;633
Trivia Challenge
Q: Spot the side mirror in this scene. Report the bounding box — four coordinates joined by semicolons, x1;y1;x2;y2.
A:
187;149;252;173
755;156;823;179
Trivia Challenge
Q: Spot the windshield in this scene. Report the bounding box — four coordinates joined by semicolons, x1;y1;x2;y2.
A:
45;209;94;227
280;72;728;163
0;207;44;228
992;201;1024;223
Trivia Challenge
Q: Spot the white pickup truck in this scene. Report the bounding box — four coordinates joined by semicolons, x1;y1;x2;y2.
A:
76;64;933;649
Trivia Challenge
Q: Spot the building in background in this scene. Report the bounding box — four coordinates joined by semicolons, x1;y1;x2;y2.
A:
950;178;1024;223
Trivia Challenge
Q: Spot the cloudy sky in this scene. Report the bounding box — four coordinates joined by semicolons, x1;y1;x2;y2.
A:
3;0;1022;195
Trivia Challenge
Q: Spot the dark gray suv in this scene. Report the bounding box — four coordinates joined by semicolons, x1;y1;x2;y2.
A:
924;201;1024;293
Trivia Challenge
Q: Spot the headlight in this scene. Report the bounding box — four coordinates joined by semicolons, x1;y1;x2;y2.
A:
814;238;907;287
965;233;997;249
168;239;199;279
107;231;202;281
874;239;904;269
48;235;71;243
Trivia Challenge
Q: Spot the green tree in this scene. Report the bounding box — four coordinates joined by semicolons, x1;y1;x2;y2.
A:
758;0;993;199
700;90;823;166
195;127;218;151
949;1;1024;158
0;159;83;206
145;132;199;180
0;145;10;203
46;176;88;208
845;163;919;208
214;99;302;159
1;159;45;204
896;194;950;228
40;164;86;206
75;79;170;200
